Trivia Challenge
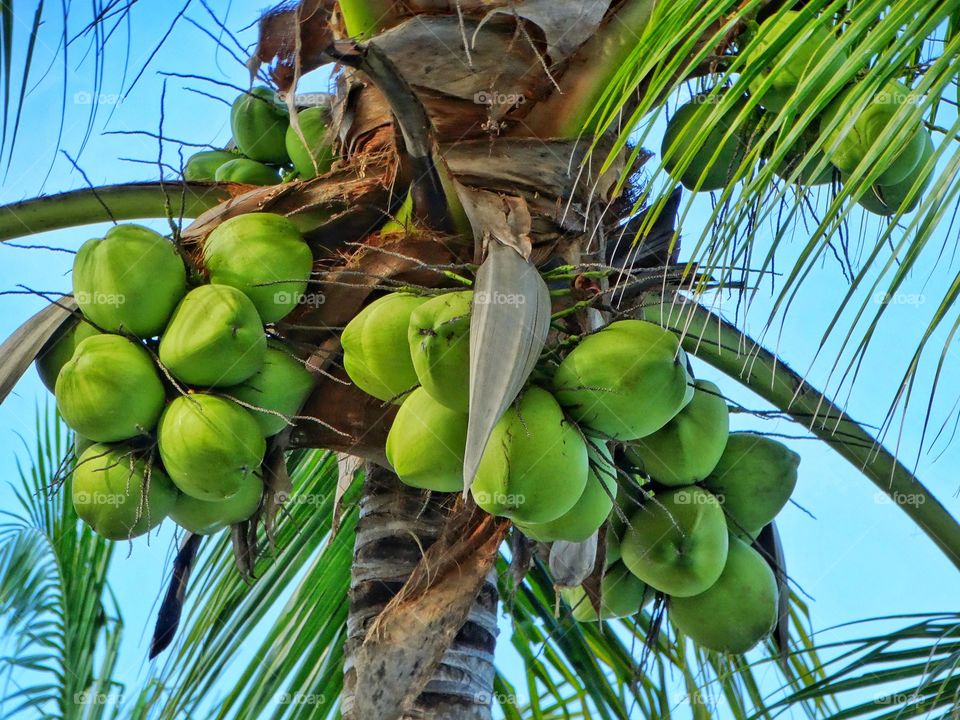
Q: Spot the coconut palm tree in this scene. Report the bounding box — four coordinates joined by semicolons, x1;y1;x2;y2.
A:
0;1;959;718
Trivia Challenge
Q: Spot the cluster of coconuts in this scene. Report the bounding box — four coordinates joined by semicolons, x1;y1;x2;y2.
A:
342;290;801;652
662;10;937;217
182;87;334;185
35;213;316;540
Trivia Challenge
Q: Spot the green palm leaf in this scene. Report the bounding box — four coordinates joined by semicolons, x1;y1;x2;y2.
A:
0;409;119;720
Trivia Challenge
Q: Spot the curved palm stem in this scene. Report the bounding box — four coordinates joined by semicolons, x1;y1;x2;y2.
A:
0;183;233;241
638;294;960;570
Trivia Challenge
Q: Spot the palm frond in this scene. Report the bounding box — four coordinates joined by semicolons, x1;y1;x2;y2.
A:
146;450;351;720
0;408;119;720
766;612;960;720
587;0;960;457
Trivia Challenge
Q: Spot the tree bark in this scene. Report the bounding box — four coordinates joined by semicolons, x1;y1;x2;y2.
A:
341;465;499;720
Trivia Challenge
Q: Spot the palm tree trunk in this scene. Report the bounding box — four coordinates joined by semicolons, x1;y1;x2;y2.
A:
341;465;499;719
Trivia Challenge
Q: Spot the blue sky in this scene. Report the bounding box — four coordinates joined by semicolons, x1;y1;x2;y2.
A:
0;3;958;717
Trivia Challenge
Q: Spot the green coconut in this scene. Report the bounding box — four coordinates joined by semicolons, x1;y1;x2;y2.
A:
72;224;187;337
341;293;428;403
669;533;778;653
517;440;617;543
471;386;589;524
620;487;729;597
203;213;313;323
56;334;166;442
158;284;267;387
214;158;281;186
562;562;652;622
625;379;729;486
183;150;239;181
741;11;845;111
385;387;468;492
286;107;336;178
553;320;692;440
661;95;751;191
157;394;266;501
35;316;100;392
407;290;472;412
73;444;177;540
703;432;799;539
856;130;935;217
822;80;926;186
230;87;290;164
227;345;315;436
170;473;263;534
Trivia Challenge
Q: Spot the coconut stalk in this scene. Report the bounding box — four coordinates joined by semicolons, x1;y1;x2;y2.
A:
636;293;960;571
0;183;233;242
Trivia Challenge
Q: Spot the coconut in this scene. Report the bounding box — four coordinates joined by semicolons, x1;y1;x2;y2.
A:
553;320;691;440
856;130;935;217
561;562;651;622
822;80;926;186
35;316;100;392
56;334;166;442
341;293;428;403
471;387;589;524
702;432;799;540
203;213;313;324
183;150;239;181
73;444;177;540
386;387;468;492
227;345;315;436
625;379;729;486
620;487;728;597
661;95;751;191
72;224;187;337
158;284;266;387
286;107;335;178
170;473;263;534
407;290;472;412
214;158;281;186
230;87;290;164
742;10;845;111
157;394;266;501
516;439;617;543
669;534;778;653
